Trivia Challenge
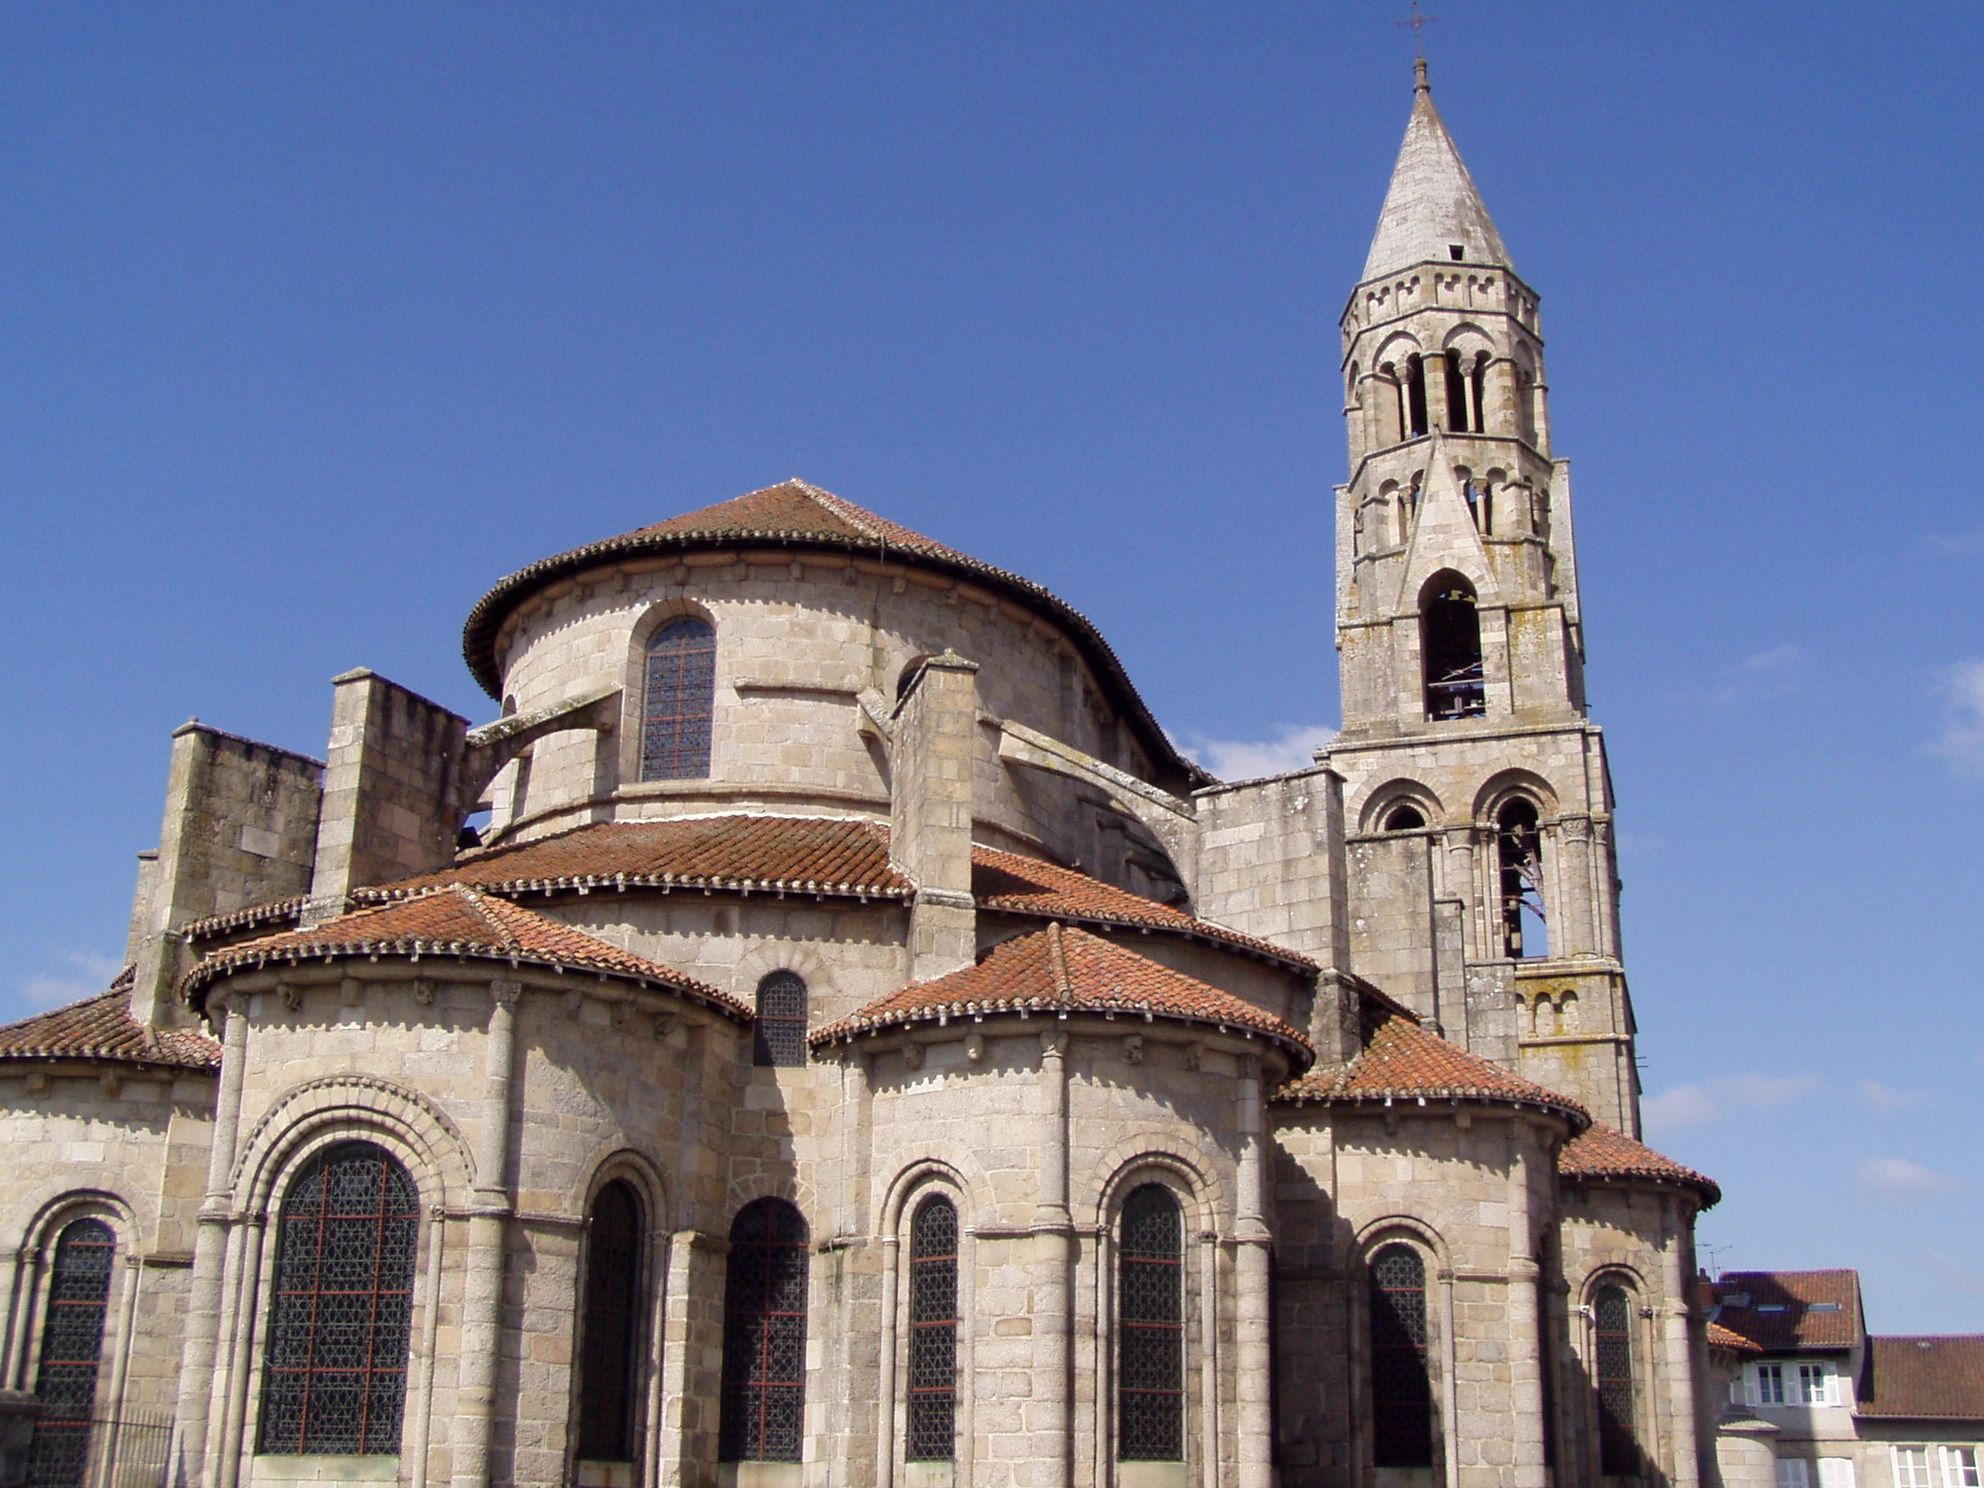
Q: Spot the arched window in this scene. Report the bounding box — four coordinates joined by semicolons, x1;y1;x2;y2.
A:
575;1181;645;1464
641;616;716;781
1496;799;1548;958
1594;1285;1640;1477
1383;803;1427;832
753;971;809;1068
259;1142;419;1456
719;1199;809;1463
1421;576;1485;720
1368;1243;1433;1469
905;1195;959;1463
1469;352;1490;435
26;1218;116;1488
1117;1184;1184;1462
1405;356;1430;437
1443;350;1469;432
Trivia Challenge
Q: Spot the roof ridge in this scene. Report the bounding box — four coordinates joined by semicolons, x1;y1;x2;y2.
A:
453;885;529;951
1047;921;1073;998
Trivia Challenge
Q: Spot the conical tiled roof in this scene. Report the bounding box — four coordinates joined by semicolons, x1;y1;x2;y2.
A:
183;885;750;1021
461;480;1208;786
1276;1004;1586;1127
810;921;1311;1062
0;970;220;1072
1362;61;1512;283
1558;1122;1720;1207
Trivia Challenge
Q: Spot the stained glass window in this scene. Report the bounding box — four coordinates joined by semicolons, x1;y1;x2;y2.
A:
26;1218;115;1488
1369;1243;1433;1469
1594;1285;1639;1477
258;1142;419;1456
575;1181;644;1462
905;1196;958;1462
641;617;716;781
719;1199;809;1462
1118;1184;1184;1461
753;972;808;1068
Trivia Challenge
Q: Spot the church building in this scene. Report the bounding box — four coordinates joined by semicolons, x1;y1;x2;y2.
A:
1;62;1746;1488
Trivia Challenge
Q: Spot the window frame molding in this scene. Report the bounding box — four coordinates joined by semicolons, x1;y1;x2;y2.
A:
17;1205;129;1488
567;1152;670;1481
876;1168;974;1485
1349;1218;1454;1486
716;1195;813;1466
619;599;721;790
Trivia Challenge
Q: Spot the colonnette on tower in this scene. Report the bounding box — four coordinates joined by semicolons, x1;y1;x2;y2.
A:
0;63;1740;1488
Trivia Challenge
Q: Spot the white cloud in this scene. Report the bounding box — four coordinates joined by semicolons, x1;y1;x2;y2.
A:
1642;1071;1818;1132
1186;724;1336;782
13;950;123;1015
1930;525;1984;556
1929;658;1984;777
1857;1079;1914;1111
1711;643;1803;705
1857;1156;1954;1197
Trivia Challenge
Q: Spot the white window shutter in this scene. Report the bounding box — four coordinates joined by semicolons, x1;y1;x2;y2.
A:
1820;1458;1856;1488
1746;1364;1761;1408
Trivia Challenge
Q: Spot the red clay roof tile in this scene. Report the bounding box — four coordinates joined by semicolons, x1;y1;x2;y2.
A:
1275;1005;1587;1127
0;970;220;1072
1559;1122;1720;1207
1711;1270;1862;1352
1859;1336;1984;1420
811;921;1311;1061
1707;1322;1764;1356
460;480;1209;786
183;885;749;1021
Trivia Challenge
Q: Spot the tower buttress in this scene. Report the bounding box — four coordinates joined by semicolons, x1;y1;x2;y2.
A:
1323;63;1640;1135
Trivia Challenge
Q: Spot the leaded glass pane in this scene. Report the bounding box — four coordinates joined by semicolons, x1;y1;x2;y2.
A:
1594;1286;1639;1476
1369;1243;1432;1468
1117;1185;1183;1462
719;1199;810;1462
641;618;716;780
257;1143;419;1456
753;971;809;1067
576;1181;644;1462
906;1197;958;1461
26;1219;115;1488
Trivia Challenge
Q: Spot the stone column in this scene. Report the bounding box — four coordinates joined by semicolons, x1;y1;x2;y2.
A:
1553;816;1596;958
1033;1028;1074;1487
1661;1202;1703;1488
454;982;519;1488
2;1250;42;1392
1443;830;1479;962
1486;356;1520;439
1505;1126;1547;1488
875;1232;900;1488
1420;355;1450;434
172;997;251;1486
211;1217;267;1488
1233;1057;1273;1488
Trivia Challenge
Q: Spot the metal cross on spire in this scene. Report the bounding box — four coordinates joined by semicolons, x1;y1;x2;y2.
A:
1397;1;1438;62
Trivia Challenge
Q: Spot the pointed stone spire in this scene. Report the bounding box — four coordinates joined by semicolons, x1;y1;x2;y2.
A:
1361;59;1513;283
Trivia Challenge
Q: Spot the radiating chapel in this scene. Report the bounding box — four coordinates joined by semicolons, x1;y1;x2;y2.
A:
1;63;1743;1488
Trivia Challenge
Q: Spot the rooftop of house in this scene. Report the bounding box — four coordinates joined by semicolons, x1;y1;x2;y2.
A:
1712;1269;1863;1352
1858;1336;1984;1421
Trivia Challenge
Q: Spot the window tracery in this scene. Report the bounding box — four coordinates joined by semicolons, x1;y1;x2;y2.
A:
26;1218;115;1488
641;616;716;780
719;1199;809;1463
1117;1184;1185;1462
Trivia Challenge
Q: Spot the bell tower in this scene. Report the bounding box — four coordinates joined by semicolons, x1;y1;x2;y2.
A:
1321;61;1642;1135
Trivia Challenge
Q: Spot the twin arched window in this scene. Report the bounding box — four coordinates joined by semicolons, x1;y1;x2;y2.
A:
641;617;716;781
1118;1184;1185;1461
719;1199;810;1463
1593;1284;1640;1476
1422;576;1486;721
575;1181;646;1464
26;1218;116;1488
1368;1243;1434;1469
1496;798;1549;959
260;1142;419;1456
906;1195;960;1462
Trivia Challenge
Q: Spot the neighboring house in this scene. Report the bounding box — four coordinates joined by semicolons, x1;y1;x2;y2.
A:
1711;1272;1984;1488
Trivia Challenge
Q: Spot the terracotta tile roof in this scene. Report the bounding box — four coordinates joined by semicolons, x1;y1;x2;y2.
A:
183;896;310;940
1859;1336;1984;1420
1275;1005;1587;1128
357;815;913;903
1707;1322;1764;1356
971;846;1317;972
1711;1270;1862;1352
460;480;1210;787
183;886;749;1021
0;970;220;1072
1559;1122;1721;1208
811;921;1311;1062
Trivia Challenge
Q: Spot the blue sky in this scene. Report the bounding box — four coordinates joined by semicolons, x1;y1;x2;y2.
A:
1;4;1979;1332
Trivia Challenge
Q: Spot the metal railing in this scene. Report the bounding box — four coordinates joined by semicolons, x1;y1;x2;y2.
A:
25;1407;171;1488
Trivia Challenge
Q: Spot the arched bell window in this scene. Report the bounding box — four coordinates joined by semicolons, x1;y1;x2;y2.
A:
1117;1184;1185;1462
1421;575;1486;720
641;616;716;780
905;1195;959;1462
1594;1284;1640;1477
719;1199;809;1463
25;1217;116;1488
575;1180;645;1464
1368;1243;1434;1469
259;1142;419;1455
753;971;809;1068
1383;803;1427;832
1496;798;1548;958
